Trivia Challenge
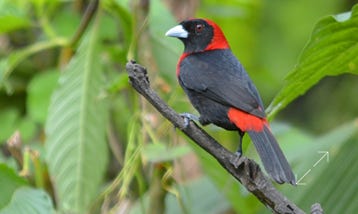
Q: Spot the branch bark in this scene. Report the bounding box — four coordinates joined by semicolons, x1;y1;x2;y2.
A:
126;60;308;214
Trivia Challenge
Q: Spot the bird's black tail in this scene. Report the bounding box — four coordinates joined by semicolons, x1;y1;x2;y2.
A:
247;124;296;185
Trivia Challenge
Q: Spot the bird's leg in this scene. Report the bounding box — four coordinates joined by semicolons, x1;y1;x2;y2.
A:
236;130;245;156
230;131;245;168
180;113;199;127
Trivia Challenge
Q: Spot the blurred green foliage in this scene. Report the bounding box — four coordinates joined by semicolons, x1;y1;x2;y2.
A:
0;0;357;213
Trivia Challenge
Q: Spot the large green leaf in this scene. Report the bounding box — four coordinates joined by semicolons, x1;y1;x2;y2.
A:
45;14;108;213
0;187;54;214
268;4;358;117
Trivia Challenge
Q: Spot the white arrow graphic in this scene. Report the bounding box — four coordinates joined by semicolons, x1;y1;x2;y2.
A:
296;151;329;185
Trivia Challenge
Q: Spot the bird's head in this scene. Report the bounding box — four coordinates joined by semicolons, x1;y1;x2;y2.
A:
165;19;230;54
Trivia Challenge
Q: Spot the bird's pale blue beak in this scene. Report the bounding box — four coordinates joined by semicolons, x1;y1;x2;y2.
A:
165;25;188;38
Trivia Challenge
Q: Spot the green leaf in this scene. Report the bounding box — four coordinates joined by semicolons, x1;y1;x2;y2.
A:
0;1;31;33
51;9;81;38
0;187;54;214
165;177;230;214
191;142;260;214
296;134;358;212
0;109;19;143
268;4;358;117
116;118;143;199
45;14;108;213
0;38;67;94
0;164;28;209
0;16;30;34
130;176;230;214
142;142;191;163
27;70;60;124
102;0;132;43
17;116;37;142
149;0;181;81
272;120;358;213
287;120;358;165
107;72;130;93
0;109;36;143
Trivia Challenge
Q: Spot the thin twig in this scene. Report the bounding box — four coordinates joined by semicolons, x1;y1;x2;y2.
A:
125;60;308;213
69;0;100;48
59;0;100;68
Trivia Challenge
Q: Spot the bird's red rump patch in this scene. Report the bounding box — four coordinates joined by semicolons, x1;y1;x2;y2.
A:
227;108;267;132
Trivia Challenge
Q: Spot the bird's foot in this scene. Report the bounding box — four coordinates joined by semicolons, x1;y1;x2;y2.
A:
180;113;199;127
230;151;244;168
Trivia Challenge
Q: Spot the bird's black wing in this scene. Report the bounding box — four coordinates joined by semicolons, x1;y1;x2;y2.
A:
179;49;266;118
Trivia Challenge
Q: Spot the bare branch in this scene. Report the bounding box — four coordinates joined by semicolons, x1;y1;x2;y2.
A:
125;60;306;214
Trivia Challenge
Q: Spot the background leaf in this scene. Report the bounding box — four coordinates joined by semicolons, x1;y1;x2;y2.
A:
45;14;108;213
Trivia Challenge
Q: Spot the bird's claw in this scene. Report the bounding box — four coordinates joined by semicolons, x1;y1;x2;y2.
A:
180;113;199;128
230;151;243;168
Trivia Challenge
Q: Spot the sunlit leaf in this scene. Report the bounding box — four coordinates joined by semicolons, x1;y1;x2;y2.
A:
0;1;31;33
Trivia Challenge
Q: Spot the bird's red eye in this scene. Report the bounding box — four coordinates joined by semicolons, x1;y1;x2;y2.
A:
195;24;204;33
